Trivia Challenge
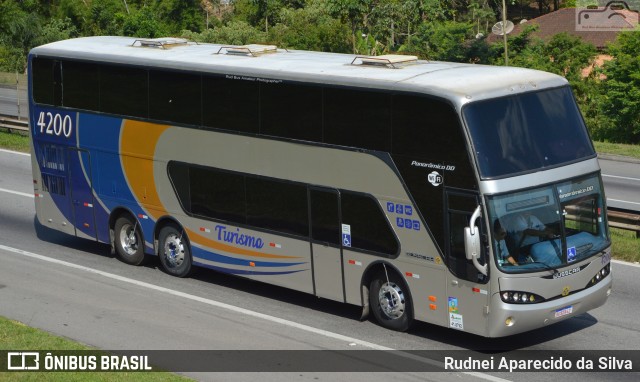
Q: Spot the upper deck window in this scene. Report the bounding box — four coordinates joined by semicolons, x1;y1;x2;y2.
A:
464;87;595;179
100;65;148;118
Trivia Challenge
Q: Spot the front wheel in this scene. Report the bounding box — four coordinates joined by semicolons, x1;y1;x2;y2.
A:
369;270;413;331
114;216;145;265
158;225;192;278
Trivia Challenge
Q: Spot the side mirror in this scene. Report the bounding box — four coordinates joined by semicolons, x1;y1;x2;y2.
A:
464;205;488;276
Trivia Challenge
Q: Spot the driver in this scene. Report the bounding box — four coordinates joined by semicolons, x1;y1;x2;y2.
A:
493;219;518;266
504;211;556;263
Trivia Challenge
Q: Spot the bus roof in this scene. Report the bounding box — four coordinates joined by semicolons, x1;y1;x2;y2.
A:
30;36;567;108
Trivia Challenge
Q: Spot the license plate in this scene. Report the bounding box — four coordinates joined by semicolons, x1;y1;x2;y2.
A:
554;305;573;318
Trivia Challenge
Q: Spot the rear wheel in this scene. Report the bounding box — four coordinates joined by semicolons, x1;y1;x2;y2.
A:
158;225;192;278
114;216;145;265
369;269;413;331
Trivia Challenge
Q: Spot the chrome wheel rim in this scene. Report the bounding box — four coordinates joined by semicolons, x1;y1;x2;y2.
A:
163;233;185;269
118;223;139;256
378;282;406;319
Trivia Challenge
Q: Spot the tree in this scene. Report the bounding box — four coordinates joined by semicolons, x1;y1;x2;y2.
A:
250;0;283;33
399;20;474;62
508;32;597;83
122;7;168;38
85;0;127;35
597;32;640;143
154;0;205;34
325;0;371;53
191;20;266;45
268;2;350;52
368;0;423;51
0;12;42;73
55;0;91;32
35;17;79;46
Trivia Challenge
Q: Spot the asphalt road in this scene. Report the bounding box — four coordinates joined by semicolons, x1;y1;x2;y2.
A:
0;86;28;119
0;149;639;382
599;156;640;212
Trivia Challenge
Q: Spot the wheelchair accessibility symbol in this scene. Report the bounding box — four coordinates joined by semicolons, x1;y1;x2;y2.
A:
342;233;352;247
341;223;352;248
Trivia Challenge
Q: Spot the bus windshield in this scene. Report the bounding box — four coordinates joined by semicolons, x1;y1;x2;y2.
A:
464;87;595;179
487;174;609;273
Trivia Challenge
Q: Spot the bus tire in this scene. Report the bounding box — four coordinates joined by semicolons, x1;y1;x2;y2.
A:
158;225;192;278
369;270;413;332
114;216;145;266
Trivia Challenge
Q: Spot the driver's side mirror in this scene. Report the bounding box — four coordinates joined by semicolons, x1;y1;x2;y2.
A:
464;205;488;276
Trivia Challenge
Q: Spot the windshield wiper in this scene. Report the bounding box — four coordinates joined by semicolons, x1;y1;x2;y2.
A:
526;261;559;276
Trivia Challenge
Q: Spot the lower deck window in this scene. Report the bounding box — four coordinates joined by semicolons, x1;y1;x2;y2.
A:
168;161;398;256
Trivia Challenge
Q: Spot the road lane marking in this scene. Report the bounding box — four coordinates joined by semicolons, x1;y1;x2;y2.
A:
602;174;640;182
613;260;640;268
607;198;640;206
0;148;30;156
0;243;509;382
0;187;33;198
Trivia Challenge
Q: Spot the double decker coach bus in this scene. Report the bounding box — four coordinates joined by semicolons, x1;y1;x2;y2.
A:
28;37;612;337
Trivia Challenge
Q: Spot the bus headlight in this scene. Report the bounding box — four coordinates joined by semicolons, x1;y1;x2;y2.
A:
587;263;610;288
500;291;545;304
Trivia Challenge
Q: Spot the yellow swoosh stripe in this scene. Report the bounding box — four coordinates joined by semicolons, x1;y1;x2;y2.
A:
120;120;300;260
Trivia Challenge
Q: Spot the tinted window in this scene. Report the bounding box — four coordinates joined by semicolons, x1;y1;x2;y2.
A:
464;87;595;179
310;188;340;245
100;65;148;118
189;166;246;224
62;61;99;110
203;76;259;134
391;95;477;253
341;192;398;255
246;177;308;237
32;58;55;105
261;82;322;141
168;162;310;237
392;95;462;158
167;161;191;212
446;192;487;283
324;88;391;151
150;70;201;126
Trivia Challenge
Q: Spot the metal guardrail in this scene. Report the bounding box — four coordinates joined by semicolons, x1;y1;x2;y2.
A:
0;114;29;133
608;207;640;238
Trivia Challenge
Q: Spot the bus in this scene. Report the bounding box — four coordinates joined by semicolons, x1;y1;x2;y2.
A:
28;36;612;337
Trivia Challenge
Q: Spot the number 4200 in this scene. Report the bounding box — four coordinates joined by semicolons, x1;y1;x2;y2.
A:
37;111;73;138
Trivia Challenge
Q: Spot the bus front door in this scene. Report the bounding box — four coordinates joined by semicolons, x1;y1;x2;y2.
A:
444;190;489;336
309;187;345;302
68;148;97;240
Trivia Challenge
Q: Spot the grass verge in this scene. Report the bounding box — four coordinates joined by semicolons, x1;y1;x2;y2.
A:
593;141;640;160
610;228;640;263
0;316;190;381
0;129;30;153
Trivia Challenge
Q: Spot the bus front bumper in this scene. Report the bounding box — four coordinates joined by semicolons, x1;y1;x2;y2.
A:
487;274;612;337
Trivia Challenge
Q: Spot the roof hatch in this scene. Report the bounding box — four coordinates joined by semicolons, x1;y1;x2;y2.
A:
351;54;419;68
215;44;279;57
131;38;190;49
